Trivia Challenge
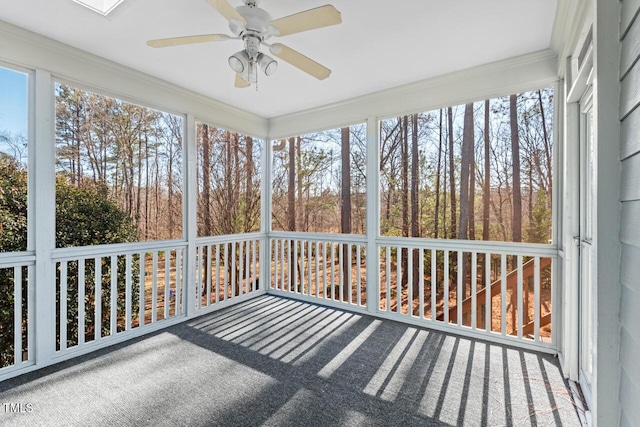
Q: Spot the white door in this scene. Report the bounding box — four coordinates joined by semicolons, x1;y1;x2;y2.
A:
578;89;595;408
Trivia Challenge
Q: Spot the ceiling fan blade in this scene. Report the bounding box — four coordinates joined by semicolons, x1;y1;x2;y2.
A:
147;34;230;48
205;0;246;24
269;5;341;37
235;73;250;88
269;43;331;80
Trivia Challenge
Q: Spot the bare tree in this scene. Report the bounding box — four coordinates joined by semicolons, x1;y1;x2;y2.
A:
458;103;474;241
483;100;491;241
510;94;522;242
447;107;457;239
434;109;443;239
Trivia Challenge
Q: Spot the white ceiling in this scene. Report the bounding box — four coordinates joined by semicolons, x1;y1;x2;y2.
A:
0;0;558;119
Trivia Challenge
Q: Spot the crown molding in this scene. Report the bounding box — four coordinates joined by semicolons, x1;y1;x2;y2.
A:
550;0;593;77
0;19;268;139
268;49;558;140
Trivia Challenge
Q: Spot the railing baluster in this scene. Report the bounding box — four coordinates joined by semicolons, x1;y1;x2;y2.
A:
110;255;117;335
280;239;286;292
323;243;328;299
245;240;250;294
125;254;131;331
287;240;295;292
357;245;362;307
396;246;401;315
232;243;238;298
517;255;523;338
330;243;335;300
238;240;244;296
444;251;449;324
27;265;34;361
95;257;102;338
196;245;202;309
251;240;258;291
215;244;220;303
164;250;170;319
385;246;390;311
78;259;85;345
471;252;477;330
60;261;67;350
419;248;424;319
431;249;436;321
501;253;507;336
176;249;182;316
223;243;229;300
407;248;413;316
272;239;278;290
152;251;158;323
206;244;212;306
339;243;344;302
485;253;491;332
315;241;320;297
139;253;144;327
307;240;312;296
14;266;22;363
299;240;305;294
457;250;463;326
534;257;541;342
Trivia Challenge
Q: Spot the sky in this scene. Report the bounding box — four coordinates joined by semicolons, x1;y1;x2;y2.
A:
0;66;28;137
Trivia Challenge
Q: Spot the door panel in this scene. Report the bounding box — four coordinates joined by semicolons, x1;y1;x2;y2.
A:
578;91;594;407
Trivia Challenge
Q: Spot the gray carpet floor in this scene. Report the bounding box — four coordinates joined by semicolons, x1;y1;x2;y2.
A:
0;296;582;426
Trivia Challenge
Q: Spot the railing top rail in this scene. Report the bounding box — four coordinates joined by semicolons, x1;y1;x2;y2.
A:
376;236;558;257
0;251;36;268
196;232;265;246
269;231;367;244
51;239;187;261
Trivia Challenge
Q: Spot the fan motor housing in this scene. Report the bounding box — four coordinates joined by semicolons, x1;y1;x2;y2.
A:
236;5;272;36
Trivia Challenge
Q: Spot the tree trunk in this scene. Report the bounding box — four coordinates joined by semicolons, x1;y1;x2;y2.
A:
458;103;474;299
296;136;303;231
469;138;476;240
287;137;296;232
537;89;552;205
510;94;522;242
458;103;474;241
244;136;254;233
144;127;150;240
483;100;491;242
201;124;212;237
434;109;443;239
447;107;457;239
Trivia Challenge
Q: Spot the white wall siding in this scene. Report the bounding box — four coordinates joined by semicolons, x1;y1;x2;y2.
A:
620;105;640;159
619;0;640;425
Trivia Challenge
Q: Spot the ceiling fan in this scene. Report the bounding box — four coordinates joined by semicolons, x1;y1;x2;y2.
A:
147;0;342;88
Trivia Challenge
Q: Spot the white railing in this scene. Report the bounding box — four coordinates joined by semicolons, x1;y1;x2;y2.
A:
377;237;556;350
195;233;263;311
0;253;35;374
269;233;368;310
51;240;186;355
0;232;559;381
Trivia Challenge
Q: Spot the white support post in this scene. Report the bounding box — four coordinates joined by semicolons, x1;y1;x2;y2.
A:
365;116;380;313
184;114;197;317
33;69;56;366
260;133;272;293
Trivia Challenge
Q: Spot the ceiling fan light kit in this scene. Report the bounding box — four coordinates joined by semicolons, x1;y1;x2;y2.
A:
147;0;342;88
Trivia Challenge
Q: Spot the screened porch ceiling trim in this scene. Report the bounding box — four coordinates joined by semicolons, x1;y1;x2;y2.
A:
1;19;557;141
